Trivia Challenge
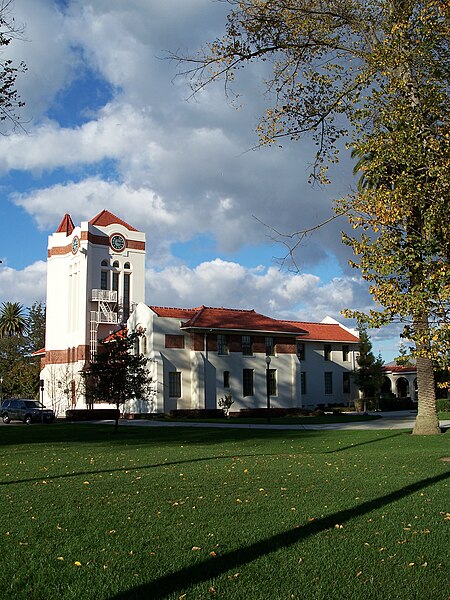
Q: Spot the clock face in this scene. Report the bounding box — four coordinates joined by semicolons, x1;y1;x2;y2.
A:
71;236;80;254
110;233;126;252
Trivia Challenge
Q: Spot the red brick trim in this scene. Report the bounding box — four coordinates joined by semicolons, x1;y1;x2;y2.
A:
43;345;89;365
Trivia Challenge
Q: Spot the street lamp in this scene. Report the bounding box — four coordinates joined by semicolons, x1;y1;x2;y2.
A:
39;379;44;423
265;355;271;424
0;377;3;402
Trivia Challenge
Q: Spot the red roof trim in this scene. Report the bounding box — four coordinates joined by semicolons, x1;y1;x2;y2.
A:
89;209;139;232
32;347;46;356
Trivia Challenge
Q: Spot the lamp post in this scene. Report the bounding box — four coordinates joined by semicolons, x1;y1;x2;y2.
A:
265;355;271;424
0;377;3;402
39;379;44;423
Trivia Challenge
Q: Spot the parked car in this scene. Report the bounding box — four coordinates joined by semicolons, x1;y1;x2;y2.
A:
1;399;55;424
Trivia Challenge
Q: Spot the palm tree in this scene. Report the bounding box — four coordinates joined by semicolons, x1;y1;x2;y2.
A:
0;302;28;337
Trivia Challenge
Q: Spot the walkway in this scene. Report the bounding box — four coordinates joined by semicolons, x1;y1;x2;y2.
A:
116;411;450;431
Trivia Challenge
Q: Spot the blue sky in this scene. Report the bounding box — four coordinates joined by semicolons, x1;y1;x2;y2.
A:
0;0;402;361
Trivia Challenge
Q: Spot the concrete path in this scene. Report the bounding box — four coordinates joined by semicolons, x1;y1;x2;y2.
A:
114;411;450;431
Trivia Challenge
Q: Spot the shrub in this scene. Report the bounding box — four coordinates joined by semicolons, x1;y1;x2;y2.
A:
436;398;450;412
65;409;120;421
168;409;225;419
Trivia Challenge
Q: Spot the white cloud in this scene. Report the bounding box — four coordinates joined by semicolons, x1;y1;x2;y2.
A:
145;259;362;329
0;261;47;306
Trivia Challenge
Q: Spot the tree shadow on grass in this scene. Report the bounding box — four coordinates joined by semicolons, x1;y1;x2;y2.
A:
108;469;450;600
0;422;325;448
324;432;405;453
0;453;284;486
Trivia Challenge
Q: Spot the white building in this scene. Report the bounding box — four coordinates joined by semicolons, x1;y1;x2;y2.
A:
40;211;360;416
125;304;360;415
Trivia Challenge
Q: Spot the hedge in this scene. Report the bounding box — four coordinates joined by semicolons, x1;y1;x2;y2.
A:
65;409;120;421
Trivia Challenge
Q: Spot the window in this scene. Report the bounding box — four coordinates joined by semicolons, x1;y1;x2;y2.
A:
113;260;120;268
265;336;275;356
324;344;332;361
301;372;307;395
169;372;181;398
343;372;351;394
324;372;333;394
141;336;147;355
296;342;305;361
223;371;230;389
165;335;185;349
101;260;108;267
124;262;131;269
242;335;253;356
243;369;254;396
342;345;350;362
218;334;229;355
112;272;119;293
267;369;277;396
100;271;108;290
123;273;130;321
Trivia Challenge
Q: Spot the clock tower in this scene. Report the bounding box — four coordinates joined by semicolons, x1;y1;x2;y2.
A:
41;210;146;410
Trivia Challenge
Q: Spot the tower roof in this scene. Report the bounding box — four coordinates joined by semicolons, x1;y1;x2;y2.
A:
55;213;75;236
89;209;139;232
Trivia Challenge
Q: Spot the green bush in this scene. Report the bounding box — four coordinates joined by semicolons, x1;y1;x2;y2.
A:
65;408;120;421
436;398;450;412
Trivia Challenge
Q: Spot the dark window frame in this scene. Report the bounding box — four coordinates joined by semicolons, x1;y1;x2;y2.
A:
324;371;333;395
168;371;181;398
243;368;254;396
242;335;253;356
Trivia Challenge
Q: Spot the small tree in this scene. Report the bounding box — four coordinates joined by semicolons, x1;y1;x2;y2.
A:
83;330;151;432
353;327;384;412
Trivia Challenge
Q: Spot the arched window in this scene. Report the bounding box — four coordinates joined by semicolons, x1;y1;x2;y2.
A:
124;262;131;270
113;260;119;268
101;260;108;267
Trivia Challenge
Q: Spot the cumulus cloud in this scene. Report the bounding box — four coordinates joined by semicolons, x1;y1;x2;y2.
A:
0;261;47;306
145;259;362;327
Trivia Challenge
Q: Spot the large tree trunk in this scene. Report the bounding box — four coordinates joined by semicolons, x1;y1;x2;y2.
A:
412;314;441;435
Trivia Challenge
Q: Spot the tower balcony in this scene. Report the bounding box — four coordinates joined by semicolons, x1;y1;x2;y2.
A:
92;289;118;302
90;310;118;324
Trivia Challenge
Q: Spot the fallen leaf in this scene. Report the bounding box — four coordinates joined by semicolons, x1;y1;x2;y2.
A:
191;546;201;551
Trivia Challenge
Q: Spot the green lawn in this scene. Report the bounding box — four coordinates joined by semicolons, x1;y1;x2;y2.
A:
0;424;448;600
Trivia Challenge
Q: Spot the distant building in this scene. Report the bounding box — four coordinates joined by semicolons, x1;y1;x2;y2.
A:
381;362;418;402
39;211;360;416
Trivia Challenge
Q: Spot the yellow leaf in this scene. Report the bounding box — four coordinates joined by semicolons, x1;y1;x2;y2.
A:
74;561;82;567
191;546;201;551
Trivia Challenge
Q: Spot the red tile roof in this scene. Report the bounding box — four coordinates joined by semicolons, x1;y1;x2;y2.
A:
151;305;307;335
382;363;416;373
55;213;75;235
89;209;139;232
150;306;203;319
282;321;360;342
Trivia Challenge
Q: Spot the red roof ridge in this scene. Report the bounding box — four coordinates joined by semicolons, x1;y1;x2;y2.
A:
89;209;139;232
56;213;75;236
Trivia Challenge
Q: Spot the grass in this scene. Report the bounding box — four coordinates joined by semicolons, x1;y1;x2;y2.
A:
0;423;449;600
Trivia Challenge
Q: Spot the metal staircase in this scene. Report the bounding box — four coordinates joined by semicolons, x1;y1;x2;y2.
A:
90;289;118;357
